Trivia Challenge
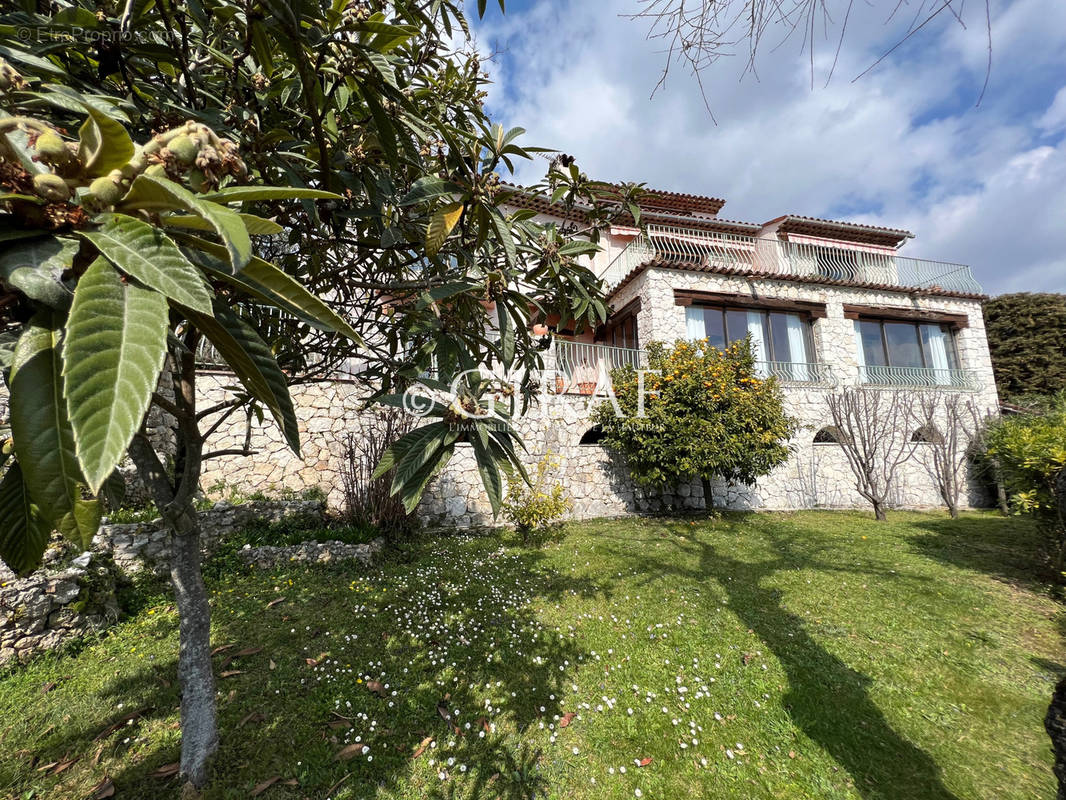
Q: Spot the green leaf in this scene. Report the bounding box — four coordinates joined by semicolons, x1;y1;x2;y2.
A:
198;186;341;204
426;202;463;257
399;176;465;206
117;175;252;271
386;422;458;513
0;462;53;575
81;214;213;314
488;208;517;267
380;421;458;512
416;280;479;310
63;259;169;493
498;304;514;367
178;234;362;343
10;310;100;549
77;103;136;177
0;236;77;309
471;435;503;515
0;221;48;243
187;302;300;455
161;213;284;236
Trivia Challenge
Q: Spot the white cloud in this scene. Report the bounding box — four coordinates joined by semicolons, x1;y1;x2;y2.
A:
472;0;1066;294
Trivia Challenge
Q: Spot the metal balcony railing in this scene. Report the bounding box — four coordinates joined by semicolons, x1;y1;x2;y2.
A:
857;365;980;390
551;340;835;391
552;339;647;391
600;223;982;294
755;360;836;387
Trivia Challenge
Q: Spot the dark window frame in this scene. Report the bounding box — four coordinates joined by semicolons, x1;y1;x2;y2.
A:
690;304;815;364
857;318;960;370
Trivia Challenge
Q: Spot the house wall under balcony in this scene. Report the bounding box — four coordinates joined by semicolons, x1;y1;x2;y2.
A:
192;354;997;525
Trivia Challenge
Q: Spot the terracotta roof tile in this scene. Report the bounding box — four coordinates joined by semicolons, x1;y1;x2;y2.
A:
503;187;756;233
768;215;914;247
609;257;987;301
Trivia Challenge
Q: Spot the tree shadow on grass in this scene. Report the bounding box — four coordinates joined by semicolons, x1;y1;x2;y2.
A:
2;531;610;799
908;514;1057;593
609;516;961;800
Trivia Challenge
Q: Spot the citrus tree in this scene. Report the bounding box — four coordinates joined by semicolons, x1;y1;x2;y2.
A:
0;80;358;787
594;339;797;507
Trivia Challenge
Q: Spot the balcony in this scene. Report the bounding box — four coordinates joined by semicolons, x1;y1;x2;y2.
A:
551;339;834;392
858;365;980;391
757;360;836;387
552;339;647;393
600;223;983;295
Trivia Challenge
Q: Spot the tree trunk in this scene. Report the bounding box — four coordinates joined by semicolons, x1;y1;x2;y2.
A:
872;500;887;521
167;505;218;788
128;344;216;790
992;457;1009;515
701;478;714;512
1047;675;1066;800
948;503;960;520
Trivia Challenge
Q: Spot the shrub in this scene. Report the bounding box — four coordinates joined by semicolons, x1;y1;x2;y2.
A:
339;408;417;541
983;293;1066;403
594;338;797;507
503;453;572;544
986;393;1066;570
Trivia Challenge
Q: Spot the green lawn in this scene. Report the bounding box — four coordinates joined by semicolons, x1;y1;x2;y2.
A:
0;511;1061;799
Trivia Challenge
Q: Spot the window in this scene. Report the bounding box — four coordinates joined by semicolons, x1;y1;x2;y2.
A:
606;300;640;350
685;306;813;365
854;319;959;372
608;313;638;349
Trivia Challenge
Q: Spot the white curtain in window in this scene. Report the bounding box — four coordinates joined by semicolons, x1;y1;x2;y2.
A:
924;324;950;385
686;307;705;340
853;320;868;383
785;314;810;381
747;311;768;376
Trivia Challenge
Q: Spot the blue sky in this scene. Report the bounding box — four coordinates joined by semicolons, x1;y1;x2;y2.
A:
470;0;1066;295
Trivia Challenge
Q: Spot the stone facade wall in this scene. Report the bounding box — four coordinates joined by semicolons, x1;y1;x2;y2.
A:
191;270;1000;526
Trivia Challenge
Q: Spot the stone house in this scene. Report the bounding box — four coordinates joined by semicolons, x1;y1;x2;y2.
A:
197;185;999;524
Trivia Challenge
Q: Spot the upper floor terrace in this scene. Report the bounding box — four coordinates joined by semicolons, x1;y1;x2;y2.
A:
598;223;984;297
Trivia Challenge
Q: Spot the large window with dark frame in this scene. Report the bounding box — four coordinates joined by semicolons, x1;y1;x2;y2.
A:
854;318;960;377
685;305;815;378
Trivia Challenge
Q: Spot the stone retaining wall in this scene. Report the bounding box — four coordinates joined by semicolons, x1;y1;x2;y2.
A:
95;499;325;575
0;499;330;666
0;551;120;667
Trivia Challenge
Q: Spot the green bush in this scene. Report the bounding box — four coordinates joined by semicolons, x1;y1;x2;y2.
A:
984;293;1066;403
986;393;1066;569
503;453;572;544
594;338;798;506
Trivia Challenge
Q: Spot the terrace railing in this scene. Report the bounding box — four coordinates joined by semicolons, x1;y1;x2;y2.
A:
755;360;836;387
600;223;983;295
857;365;980;391
551;340;836;392
552;339;647;392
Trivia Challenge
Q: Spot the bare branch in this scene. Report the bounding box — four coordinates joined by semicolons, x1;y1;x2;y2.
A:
623;0;993;115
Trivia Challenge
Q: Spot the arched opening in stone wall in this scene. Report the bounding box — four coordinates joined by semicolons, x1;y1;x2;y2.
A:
911;424;944;444
579;426;606;446
813;426;845;445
